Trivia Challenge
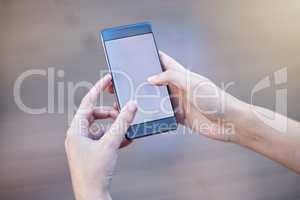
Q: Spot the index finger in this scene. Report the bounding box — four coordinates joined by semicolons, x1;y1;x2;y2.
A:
69;74;112;136
79;74;112;110
100;101;137;149
159;51;185;71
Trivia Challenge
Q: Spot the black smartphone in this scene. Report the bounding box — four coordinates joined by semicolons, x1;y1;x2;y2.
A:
100;22;177;139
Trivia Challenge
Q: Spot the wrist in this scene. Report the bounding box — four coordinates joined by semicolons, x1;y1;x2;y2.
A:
223;95;255;145
228;99;267;148
72;179;111;200
95;190;112;200
74;189;111;200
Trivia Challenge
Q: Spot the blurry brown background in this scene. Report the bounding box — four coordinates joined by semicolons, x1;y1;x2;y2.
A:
1;0;300;199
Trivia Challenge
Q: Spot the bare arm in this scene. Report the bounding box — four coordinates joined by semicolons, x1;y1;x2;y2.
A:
234;103;300;173
150;51;300;174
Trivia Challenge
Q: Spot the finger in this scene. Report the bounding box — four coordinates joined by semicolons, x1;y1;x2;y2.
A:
88;115;95;123
100;101;138;149
147;70;187;90
105;82;115;94
89;118;134;144
89;111;130;142
70;74;112;136
90;128;133;146
112;102;120;111
159;51;185;71
88;106;119;139
120;138;132;148
89;123;108;140
69;114;90;137
93;106;119;120
79;74;112;111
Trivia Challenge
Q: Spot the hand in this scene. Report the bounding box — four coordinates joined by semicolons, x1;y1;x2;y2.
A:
148;51;300;174
148;51;245;142
65;74;138;200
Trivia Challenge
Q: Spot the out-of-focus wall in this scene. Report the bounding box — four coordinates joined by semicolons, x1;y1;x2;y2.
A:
0;0;299;199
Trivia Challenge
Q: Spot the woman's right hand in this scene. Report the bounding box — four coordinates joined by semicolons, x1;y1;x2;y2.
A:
148;51;245;143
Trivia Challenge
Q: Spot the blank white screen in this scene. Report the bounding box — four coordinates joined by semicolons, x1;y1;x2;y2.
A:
105;33;174;125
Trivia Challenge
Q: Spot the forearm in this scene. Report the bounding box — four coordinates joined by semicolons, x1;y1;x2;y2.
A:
233;101;300;174
74;191;112;200
69;167;112;200
72;183;112;200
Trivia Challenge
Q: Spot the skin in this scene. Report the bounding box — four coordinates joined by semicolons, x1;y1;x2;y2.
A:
65;52;300;200
148;52;300;173
65;74;137;200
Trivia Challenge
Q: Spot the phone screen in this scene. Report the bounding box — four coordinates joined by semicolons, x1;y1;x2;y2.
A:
104;33;174;125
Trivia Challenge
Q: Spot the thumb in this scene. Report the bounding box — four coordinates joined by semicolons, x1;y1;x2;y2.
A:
148;69;188;90
159;51;185;71
100;101;138;149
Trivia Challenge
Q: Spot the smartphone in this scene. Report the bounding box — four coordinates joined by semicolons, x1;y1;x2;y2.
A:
100;22;177;139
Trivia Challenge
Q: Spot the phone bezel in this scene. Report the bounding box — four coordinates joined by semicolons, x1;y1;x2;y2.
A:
100;22;177;140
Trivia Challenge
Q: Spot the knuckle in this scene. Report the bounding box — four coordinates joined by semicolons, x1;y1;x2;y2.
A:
125;113;133;124
164;70;174;81
64;130;76;149
64;134;71;149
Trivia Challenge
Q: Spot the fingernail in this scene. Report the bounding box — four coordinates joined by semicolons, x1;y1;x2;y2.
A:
106;73;112;79
147;76;157;83
127;101;137;112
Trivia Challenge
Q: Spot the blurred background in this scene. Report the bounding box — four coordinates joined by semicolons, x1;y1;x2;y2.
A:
1;0;300;199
